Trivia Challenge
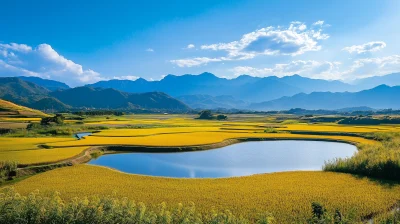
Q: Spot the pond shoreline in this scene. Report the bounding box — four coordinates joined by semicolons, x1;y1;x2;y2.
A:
16;136;362;178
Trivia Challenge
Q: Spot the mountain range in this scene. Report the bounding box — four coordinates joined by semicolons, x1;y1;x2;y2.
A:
88;72;356;103
250;85;400;110
1;72;400;112
0;77;189;112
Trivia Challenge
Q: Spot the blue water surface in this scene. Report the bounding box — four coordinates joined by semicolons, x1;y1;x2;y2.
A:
88;140;356;178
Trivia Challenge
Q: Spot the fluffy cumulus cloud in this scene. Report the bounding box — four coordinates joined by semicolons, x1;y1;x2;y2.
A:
0;42;105;86
231;60;341;79
342;41;386;54
342;55;400;79
146;48;154;52
171;21;329;67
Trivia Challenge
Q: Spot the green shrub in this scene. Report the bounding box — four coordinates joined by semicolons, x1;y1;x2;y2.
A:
0;161;18;182
217;114;228;120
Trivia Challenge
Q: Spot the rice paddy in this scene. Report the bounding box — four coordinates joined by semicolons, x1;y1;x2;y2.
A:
9;165;400;223
1;114;399;223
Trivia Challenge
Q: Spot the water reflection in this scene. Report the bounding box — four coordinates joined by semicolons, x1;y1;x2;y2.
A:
88;140;357;178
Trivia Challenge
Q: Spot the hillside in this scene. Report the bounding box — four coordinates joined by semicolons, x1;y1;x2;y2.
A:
0;78;190;112
0;77;50;105
88;73;355;102
50;87;190;111
250;85;400;111
0;99;48;117
18;76;70;91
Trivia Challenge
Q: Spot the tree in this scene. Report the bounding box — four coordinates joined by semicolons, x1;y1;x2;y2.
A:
216;114;227;120
40;114;65;125
198;110;214;119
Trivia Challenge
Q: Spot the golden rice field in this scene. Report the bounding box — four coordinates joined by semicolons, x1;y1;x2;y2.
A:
48;132;376;148
9;165;400;223
0;137;88;165
1;115;400;223
0;117;386;165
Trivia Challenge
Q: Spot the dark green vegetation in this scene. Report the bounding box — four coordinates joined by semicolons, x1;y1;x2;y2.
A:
0;77;190;112
0;161;17;183
0;188;274;224
338;116;400;125
324;132;400;181
197;110;228;120
0;77;51;105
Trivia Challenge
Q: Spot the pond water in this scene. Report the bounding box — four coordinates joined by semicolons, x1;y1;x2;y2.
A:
74;132;92;140
88;140;357;178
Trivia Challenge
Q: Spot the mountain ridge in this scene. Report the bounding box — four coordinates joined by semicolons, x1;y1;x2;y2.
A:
250;84;400;110
87;72;356;102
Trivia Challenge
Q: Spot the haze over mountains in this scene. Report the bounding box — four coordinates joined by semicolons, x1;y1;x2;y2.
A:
250;85;400;110
88;72;355;103
0;72;399;111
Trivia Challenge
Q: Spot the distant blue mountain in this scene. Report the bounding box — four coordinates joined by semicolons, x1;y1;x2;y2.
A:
177;94;248;109
18;76;70;91
352;72;400;90
250;85;400;110
88;72;355;102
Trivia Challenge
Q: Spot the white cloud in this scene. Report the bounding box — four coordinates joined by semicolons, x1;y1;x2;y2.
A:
231;60;341;79
146;48;154;52
170;57;230;67
112;75;139;81
186;44;195;49
0;43;32;53
342;41;386;54
313;20;324;26
0;42;104;86
342;55;400;79
171;21;329;67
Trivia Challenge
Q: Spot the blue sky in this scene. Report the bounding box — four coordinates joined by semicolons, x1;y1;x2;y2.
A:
1;0;399;86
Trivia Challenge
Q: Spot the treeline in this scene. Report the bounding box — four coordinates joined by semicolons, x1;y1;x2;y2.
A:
324;132;400;181
338;116;400;125
72;110;125;116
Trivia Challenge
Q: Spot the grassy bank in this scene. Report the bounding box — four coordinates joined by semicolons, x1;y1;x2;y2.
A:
324;132;400;181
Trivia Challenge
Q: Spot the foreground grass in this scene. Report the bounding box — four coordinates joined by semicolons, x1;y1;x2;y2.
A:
7;165;400;223
0;188;276;224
